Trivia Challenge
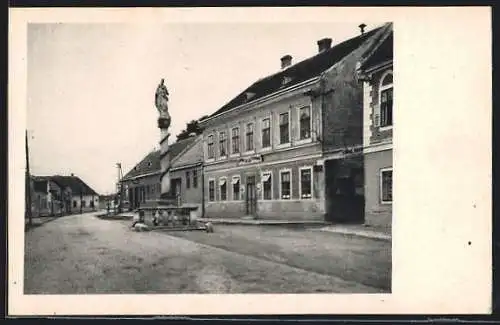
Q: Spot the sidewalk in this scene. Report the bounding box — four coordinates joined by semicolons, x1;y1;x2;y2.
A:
315;224;391;241
197;217;326;227
198;217;391;241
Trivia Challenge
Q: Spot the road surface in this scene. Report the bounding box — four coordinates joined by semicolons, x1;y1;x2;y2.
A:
24;212;391;294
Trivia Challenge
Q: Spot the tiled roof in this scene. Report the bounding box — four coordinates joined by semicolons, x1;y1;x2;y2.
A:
202;26;382;121
49;175;99;196
123;136;198;180
360;32;393;71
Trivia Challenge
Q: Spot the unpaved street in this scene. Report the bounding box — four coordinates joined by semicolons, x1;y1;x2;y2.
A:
24;213;390;294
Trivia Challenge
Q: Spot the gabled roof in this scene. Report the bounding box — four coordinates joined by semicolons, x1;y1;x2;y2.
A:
171;135;203;169
49;175;99;196
123;136;198;180
357;23;393;72
201;25;384;122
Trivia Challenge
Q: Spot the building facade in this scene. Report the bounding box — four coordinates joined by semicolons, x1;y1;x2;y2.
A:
199;24;390;222
121;136;198;211
168;135;204;217
357;24;393;229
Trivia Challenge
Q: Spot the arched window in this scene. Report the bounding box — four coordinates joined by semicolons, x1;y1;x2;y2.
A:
379;71;393;128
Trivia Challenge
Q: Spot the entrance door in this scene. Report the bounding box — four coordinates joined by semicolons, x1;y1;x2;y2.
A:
170;178;182;205
245;176;257;216
325;159;365;223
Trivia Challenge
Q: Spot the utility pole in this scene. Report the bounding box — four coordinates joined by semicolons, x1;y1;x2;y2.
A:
116;163;123;214
25;130;33;227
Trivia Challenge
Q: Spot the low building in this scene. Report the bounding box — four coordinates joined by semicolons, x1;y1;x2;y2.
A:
168;135;204;217
199;23;391;222
50;174;100;213
31;176;64;217
357;24;393;229
121;135;199;211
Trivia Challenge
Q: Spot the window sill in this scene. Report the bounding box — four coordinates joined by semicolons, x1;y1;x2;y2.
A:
230;153;240;158
206;158;215;163
218;156;227;160
277;143;291;149
296;138;312;145
259;146;272;153
380;200;392;205
243;150;256;155
379;125;393;132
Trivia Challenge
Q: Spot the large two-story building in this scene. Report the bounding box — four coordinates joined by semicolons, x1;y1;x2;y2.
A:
357;23;393;229
199;23;391;222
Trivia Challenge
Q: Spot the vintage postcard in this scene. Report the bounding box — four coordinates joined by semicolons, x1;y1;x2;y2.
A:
8;6;492;316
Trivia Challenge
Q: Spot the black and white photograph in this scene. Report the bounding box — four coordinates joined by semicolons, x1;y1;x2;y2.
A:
9;7;491;316
23;20;393;295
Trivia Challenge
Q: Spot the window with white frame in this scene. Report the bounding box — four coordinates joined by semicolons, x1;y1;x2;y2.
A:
207;135;215;159
219;131;227;157
219;178;227;201
380;168;393;203
208;179;215;202
380;72;393;128
261;118;271;148
186;171;191;189
232;176;240;200
299;167;313;199
280;170;291;200
245;123;254;151
231;127;240;154
279;112;290;144
299;106;311;140
261;172;272;200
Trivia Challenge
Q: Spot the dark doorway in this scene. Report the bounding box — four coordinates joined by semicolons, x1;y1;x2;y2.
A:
324;158;365;223
246;176;257;216
171;178;182;206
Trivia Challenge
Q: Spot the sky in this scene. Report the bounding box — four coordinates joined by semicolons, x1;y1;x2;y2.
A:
27;22;377;195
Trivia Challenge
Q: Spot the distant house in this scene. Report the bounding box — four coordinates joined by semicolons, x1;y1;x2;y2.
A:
168;135;204;217
99;194;117;210
31;176;64;217
121;135;198;211
45;174;100;214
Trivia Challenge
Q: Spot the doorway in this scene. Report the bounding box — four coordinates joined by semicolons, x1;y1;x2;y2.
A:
171;178;182;206
324;158;365;223
245;176;257;216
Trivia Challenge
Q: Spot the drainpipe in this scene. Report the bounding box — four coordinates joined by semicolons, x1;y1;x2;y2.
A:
201;163;205;218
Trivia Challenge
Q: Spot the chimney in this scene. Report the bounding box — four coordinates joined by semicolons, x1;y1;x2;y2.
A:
317;38;332;53
70;173;74;177
280;55;292;69
359;23;367;35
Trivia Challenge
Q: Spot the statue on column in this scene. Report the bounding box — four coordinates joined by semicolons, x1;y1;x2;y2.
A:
155;78;171;130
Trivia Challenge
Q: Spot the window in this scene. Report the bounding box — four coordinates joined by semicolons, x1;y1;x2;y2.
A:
82;200;86;208
146;185;150;199
193;169;198;188
73;200;77;208
261;118;271;148
232;176;240;200
380;168;393;203
208;180;215;202
380;72;393;128
261;172;272;200
245;123;254;151
219;131;227;157
219;178;227;201
207;135;215;159
90;200;95;208
280;170;291;200
300;167;313;199
279;112;290;144
231;127;240;154
186;171;191;189
299;106;311;140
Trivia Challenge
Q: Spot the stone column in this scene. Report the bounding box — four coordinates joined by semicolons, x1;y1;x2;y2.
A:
159;126;171;198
